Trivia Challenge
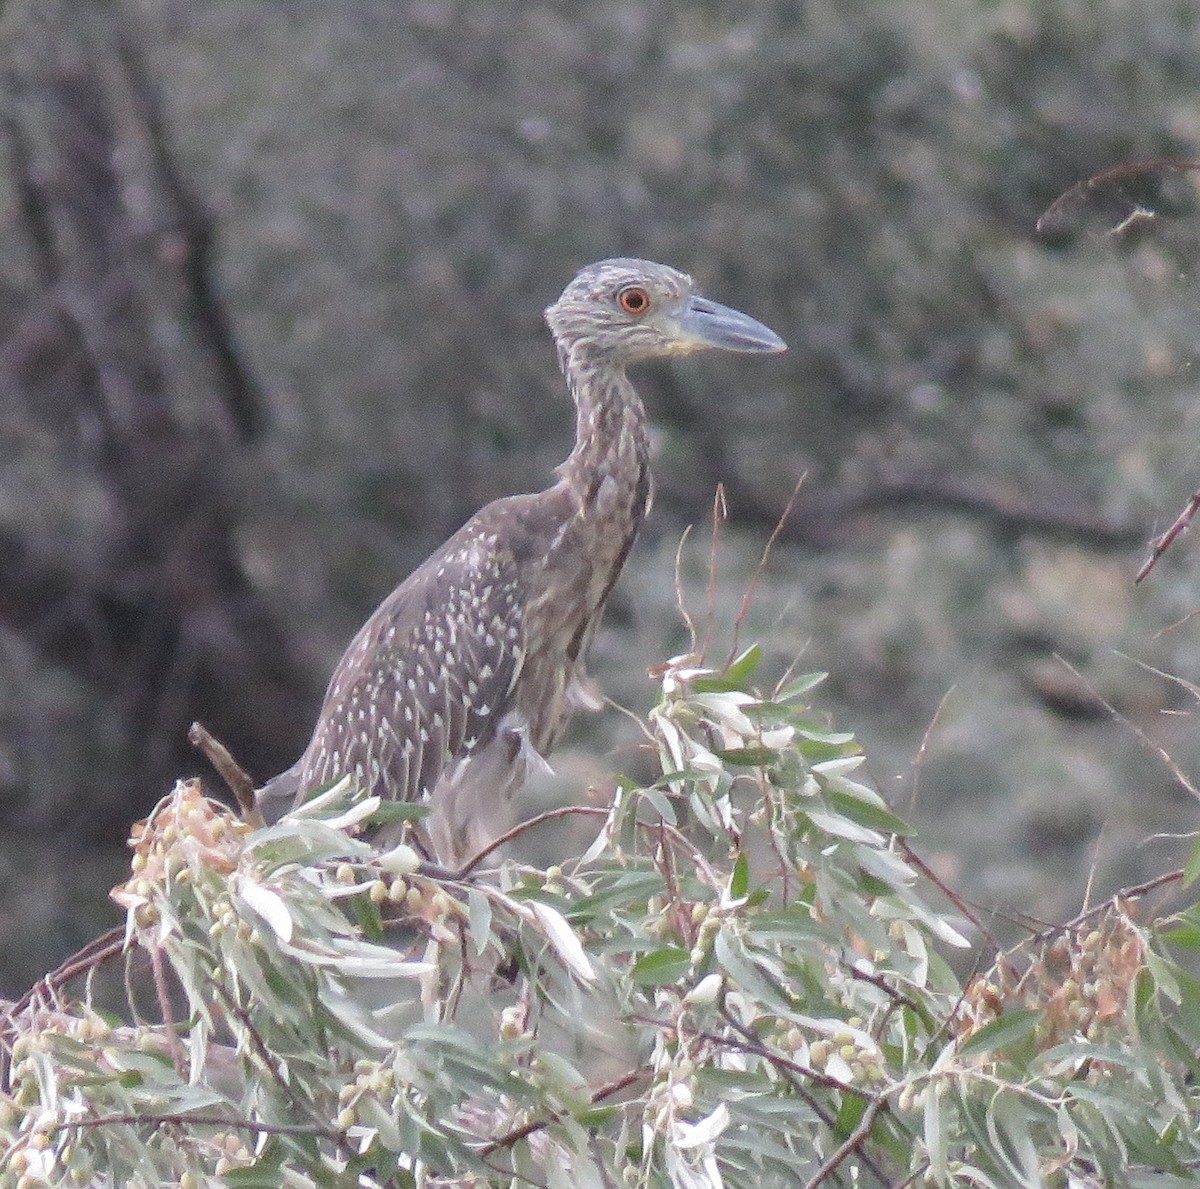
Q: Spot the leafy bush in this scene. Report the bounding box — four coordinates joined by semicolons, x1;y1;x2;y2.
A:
2;639;1199;1186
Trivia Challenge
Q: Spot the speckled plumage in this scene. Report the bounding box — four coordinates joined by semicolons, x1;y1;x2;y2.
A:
256;259;785;865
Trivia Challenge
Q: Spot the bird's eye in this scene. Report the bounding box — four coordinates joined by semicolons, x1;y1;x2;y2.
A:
616;285;651;315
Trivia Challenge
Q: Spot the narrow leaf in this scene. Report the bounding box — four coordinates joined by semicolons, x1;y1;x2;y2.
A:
1183;833;1200;889
237;880;294;944
724;643;764;684
631;946;691;986
730;852;749;900
467;887;493;957
714;746;779;766
529;900;596;983
775;671;828;702
827;788;914;837
956;1009;1040;1059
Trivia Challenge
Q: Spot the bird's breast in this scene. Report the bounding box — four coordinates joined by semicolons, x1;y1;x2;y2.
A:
515;455;649;751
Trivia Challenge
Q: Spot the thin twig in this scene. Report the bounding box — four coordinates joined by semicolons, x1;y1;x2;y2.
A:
673;523;698;656
1;926;126;1078
209;981;293;1099
701;484;728;663
1025;870;1182;945
189;721;264;826
1136;489;1200;583
897;839;989;943
1121;651;1200;706
1052;653;1200;801
1079;822;1108;916
1152;606;1200;639
804;1095;884;1189
656;817;693;948
647;813;724;890
843;962;926;1020
452;804;608;878
479;1069;643;1156
907;684;956;818
725;473;806;671
702;1025;872;1098
705;1011;898;1186
147;943;184;1077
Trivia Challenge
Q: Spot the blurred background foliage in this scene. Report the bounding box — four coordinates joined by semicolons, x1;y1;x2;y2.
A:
2;0;1200;993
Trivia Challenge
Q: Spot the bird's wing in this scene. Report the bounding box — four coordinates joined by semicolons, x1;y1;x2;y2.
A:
297;528;527;806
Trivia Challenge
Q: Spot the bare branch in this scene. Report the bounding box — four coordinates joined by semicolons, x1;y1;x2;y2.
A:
189;721;263;827
1135;489;1200;583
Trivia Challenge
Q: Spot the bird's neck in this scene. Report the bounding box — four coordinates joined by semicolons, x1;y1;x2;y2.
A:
555;344;650;511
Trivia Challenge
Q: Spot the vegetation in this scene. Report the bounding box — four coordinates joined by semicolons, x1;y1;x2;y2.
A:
4;618;1198;1186
3;0;1200;1180
4;0;1200;994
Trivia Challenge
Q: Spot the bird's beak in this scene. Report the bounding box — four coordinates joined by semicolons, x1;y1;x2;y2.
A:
670;295;788;354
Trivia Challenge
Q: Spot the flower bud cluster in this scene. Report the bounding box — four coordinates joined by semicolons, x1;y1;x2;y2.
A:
957;905;1146;1053
335;1058;398;1130
646;1064;701;1134
770;1013;887;1088
207;1129;253;1177
112;780;249;928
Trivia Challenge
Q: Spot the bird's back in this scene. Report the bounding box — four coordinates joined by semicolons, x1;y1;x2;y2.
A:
259;471;648;864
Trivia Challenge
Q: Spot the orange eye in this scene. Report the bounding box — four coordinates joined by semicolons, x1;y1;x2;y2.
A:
617;285;651;315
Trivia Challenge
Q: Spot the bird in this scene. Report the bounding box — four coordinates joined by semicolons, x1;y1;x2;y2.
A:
256;258;786;867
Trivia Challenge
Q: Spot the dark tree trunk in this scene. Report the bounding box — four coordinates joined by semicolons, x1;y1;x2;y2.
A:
0;0;315;836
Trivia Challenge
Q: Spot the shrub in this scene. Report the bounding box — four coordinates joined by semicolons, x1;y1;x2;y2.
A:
2;641;1199;1186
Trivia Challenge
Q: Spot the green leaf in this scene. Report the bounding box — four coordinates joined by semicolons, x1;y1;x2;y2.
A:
1146;948;1182;1006
775;671;828;702
467;887;493;957
654;767;720;788
833;1091;868;1142
1183;834;1200;889
714;746;779;766
351;892;385;941
631;946;691;986
1161;922;1200;949
713;930;793;1011
223;1165;290;1188
367;800;430;825
796;725;857;746
827;788;915;837
1174;970;1200;1038
730;852;749;900
641;785;678;825
571;872;664;918
690;676;744;694
956;1009;1040;1059
724;643;764;684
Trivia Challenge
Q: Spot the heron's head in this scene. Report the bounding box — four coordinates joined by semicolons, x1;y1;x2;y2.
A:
545;258;786;365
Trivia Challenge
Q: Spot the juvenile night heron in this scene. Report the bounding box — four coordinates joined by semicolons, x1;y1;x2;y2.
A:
257;259;786;865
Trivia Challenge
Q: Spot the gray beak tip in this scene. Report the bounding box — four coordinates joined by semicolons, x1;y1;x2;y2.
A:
677;296;788;356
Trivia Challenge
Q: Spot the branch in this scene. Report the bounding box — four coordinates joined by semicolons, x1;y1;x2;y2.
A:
479;1069;644;1156
1051;653;1200;802
189;721;263;826
452;804;609;878
658;470;1144;553
0;926;126;1092
1026;869;1183;946
804;1095;885;1189
3;927;125;1023
54;1112;341;1141
1135;489;1200;583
